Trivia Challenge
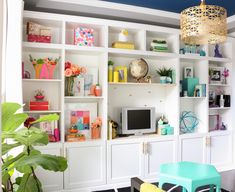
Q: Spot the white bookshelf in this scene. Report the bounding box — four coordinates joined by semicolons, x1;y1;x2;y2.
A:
21;10;235;191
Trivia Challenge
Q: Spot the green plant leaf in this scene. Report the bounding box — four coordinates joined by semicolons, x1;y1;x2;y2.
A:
16;154;68;172
2;142;22;155
2;103;28;132
2;152;26;177
16;173;36;192
31;114;59;124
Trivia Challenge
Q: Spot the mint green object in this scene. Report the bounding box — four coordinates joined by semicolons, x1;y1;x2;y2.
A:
159;162;221;192
182;78;199;97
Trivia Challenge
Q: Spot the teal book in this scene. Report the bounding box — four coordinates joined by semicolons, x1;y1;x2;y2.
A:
182;78;199;97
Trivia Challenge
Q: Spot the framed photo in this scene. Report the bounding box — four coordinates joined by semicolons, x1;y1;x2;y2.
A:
65;103;98;139
83;67;98;96
73;77;84;96
210;67;223;84
39;115;56;135
114;66;127;82
184;67;193;78
194;85;202;97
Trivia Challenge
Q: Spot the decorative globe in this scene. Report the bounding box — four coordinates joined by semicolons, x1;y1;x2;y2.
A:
180;111;199;134
129;58;149;82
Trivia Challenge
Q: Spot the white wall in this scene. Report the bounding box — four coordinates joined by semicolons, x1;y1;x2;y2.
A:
5;0;24;103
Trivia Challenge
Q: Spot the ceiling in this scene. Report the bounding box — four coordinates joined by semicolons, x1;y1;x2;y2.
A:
103;0;235;17
24;0;235;32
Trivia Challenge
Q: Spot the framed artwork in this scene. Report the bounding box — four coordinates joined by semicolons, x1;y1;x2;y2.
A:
114;66;127;82
184;67;193;78
210;67;223;84
84;67;98;96
194;85;202;97
209;114;221;132
73;77;84;96
39;115;56;135
65;103;97;138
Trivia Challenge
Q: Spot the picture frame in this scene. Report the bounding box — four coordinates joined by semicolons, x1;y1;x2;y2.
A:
194;85;202;97
39;115;56;135
83;67;98;96
65;103;98;139
73;77;84;96
184;67;193;78
209;67;223;84
114;66;127;82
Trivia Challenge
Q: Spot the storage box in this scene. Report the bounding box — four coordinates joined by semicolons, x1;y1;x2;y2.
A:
74;28;94;46
182;78;199;97
29;101;49;111
27;34;51;43
27;22;52;43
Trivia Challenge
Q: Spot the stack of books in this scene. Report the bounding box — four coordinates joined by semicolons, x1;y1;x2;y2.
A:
150;40;168;52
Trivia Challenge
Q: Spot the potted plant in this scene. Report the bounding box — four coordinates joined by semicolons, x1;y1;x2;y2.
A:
2;102;68;192
156;67;173;84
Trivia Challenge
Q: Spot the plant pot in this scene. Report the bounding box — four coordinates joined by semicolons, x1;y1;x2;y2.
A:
160;76;167;84
166;77;172;84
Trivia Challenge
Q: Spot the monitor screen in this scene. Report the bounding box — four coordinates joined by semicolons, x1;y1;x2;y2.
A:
127;110;151;130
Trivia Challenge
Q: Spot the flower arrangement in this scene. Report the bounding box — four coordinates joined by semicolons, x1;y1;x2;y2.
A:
64;61;87;96
91;117;102;139
29;55;60;79
64;61;87;77
222;68;229;84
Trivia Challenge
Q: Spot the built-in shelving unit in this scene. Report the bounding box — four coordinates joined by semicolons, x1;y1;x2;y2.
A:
21;10;234;192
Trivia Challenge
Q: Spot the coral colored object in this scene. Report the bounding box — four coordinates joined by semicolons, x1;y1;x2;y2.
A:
94;84;102;96
91;117;102;139
74;28;94;46
40;64;50;79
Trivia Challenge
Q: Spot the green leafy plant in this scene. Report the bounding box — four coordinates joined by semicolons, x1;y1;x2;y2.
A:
156;67;172;77
108;60;114;66
2;102;68;192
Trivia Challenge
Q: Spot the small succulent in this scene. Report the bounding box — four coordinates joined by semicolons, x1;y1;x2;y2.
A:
156;67;172;77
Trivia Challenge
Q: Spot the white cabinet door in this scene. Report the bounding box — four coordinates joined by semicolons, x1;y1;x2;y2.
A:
179;135;206;163
64;142;106;189
35;145;63;192
144;138;176;179
107;140;144;183
209;133;233;167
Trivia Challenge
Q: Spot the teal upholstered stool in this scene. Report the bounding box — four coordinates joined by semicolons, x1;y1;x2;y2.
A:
159;162;221;192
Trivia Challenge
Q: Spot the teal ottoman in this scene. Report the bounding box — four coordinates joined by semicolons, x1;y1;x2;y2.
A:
159;162;221;192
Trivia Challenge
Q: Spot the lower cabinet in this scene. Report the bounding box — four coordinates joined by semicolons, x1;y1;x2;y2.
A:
179;134;206;163
144;138;177;179
64;141;106;189
107;140;144;183
107;137;177;184
35;145;64;192
179;132;233;169
209;132;233;167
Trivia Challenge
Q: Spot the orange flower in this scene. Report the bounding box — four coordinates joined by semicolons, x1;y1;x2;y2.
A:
64;68;73;77
80;67;87;74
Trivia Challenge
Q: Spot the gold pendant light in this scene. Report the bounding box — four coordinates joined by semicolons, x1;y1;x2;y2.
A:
181;0;227;45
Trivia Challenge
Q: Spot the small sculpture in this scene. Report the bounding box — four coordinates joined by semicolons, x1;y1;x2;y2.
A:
214;44;223;58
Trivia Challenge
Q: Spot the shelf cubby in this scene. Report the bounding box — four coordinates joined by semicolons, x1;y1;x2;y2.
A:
23;81;62;111
108;26;145;50
146;30;178;53
23;17;63;44
65;22;105;47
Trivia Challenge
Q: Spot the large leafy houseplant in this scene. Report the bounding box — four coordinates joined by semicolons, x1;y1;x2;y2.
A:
1;103;68;192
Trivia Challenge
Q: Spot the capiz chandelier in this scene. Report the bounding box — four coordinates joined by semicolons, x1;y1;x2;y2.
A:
181;0;227;45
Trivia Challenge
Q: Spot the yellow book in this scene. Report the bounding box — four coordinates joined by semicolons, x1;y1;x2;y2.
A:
112;41;135;50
